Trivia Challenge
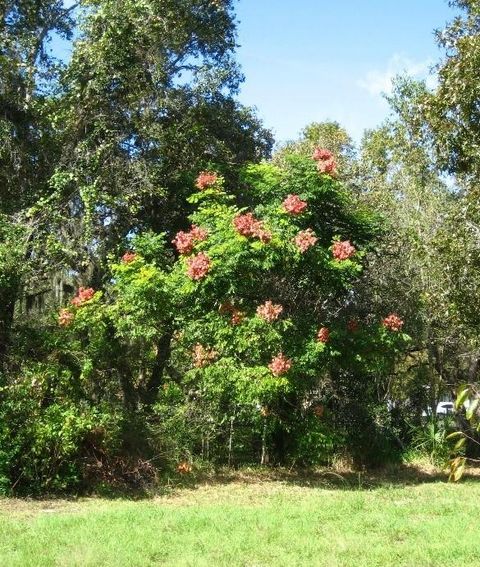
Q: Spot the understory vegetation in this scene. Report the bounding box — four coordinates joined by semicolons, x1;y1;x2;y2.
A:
2;0;480;495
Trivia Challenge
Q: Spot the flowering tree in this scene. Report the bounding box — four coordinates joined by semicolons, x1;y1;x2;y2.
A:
58;153;408;466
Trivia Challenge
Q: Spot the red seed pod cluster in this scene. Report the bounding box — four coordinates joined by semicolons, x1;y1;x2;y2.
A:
294;228;318;253
268;352;292;376
192;343;217;368
347;319;359;332
312;147;337;175
382;313;404;332
219;302;245;326
172;225;208;255
233;212;271;243
332;240;356;261
71;287;95;307
122;251;138;264
186;252;211;280
257;300;283;323
312;147;333;161
317;326;330;344
282;194;308;215
195;171;219;190
58;308;74;327
230;308;245;326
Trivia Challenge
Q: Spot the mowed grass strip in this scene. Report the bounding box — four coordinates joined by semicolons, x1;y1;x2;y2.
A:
0;478;479;567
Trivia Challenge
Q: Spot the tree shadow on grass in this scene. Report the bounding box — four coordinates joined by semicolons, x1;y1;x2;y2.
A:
168;462;480;493
7;464;480;503
79;461;480;499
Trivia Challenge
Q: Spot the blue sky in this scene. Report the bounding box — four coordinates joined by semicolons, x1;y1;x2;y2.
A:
235;0;457;144
51;1;457;145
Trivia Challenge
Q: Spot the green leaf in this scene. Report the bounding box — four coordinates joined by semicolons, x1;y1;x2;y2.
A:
455;385;470;410
451;464;465;482
446;431;464;440
449;456;466;483
466;398;479;421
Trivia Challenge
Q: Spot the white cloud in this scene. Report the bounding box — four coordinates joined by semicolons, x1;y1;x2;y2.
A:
358;54;435;97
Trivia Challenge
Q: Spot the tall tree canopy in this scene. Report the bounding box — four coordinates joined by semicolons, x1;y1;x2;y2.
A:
0;0;272;366
422;0;480;182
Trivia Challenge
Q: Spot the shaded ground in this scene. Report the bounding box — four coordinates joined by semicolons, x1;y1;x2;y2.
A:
2;463;480;513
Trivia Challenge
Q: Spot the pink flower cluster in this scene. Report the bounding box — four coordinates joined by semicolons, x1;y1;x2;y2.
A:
192;343;218;368
71;287;95;307
186;252;211;280
173;225;208;255
122;251;137;264
317;326;330;344
382;313;404;332
58;308;74;327
332;240;356;261
257;300;283;322
294;228;318;253
312;146;337;175
282;194;308;215
195;171;219;190
233;213;271;243
268;353;292;376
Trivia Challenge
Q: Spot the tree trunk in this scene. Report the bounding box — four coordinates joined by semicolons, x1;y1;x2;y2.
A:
468;353;480;383
142;329;173;406
260;418;269;465
0;290;16;369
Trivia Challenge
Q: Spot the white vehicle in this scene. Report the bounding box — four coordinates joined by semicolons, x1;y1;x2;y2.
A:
436;401;454;415
421;401;454;417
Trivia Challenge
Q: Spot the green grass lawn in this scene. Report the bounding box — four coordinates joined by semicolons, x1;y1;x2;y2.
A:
1;469;480;566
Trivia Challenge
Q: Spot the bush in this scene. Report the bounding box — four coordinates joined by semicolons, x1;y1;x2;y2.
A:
0;362;123;494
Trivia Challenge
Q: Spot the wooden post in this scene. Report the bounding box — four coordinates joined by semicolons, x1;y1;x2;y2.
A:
261;418;268;465
228;415;234;467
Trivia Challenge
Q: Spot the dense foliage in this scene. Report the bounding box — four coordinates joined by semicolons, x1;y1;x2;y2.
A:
2;0;480;493
1;151;411;492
